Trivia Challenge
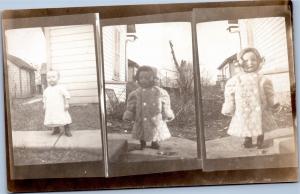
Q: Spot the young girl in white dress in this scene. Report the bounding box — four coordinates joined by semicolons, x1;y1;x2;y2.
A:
43;70;72;137
222;48;280;149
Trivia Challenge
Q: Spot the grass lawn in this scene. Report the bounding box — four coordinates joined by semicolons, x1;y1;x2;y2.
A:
10;96;102;165
10;96;100;131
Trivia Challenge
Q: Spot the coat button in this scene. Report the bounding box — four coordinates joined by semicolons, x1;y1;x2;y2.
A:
143;102;147;106
144;117;147;121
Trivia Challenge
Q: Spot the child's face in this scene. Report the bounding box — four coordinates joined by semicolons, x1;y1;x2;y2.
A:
241;51;259;73
47;71;59;86
138;71;154;88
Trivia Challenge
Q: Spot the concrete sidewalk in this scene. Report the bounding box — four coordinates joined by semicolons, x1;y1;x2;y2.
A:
13;130;103;149
206;127;296;159
13;130;198;163
12;130;127;162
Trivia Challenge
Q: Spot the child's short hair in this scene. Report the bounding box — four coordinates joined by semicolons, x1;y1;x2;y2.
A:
134;66;158;81
47;69;60;78
238;47;264;65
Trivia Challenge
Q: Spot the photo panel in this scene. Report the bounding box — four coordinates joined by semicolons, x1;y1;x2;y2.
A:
1;1;299;193
193;5;298;171
2;13;106;179
100;12;203;176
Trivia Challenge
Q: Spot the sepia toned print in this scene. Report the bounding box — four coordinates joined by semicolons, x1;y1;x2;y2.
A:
1;1;298;192
102;22;199;176
2;14;106;179
196;17;296;160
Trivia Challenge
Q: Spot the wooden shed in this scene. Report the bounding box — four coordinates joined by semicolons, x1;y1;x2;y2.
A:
7;54;36;99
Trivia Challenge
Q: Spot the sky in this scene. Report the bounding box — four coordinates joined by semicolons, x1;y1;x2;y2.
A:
5;22;194;79
127;22;193;77
126;21;240;82
4;18;287;84
196;20;240;82
5;21;237;83
5;28;47;68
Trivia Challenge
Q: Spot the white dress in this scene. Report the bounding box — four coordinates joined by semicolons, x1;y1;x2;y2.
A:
43;85;72;127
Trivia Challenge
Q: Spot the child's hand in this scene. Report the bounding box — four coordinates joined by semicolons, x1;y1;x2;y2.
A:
163;115;174;122
65;103;70;111
272;103;281;113
122;114;131;121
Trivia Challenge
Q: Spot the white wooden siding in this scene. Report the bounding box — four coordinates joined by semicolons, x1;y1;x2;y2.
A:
46;25;99;104
47;25;127;104
247;17;291;105
250;17;289;74
102;26;126;82
102;26;127;104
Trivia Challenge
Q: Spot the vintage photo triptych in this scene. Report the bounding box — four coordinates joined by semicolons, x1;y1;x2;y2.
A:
1;0;298;192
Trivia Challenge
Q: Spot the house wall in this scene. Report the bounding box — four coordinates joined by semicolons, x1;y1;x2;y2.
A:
46;25;128;105
45;25;99;104
248;17;289;74
102;26;127;104
248;17;291;105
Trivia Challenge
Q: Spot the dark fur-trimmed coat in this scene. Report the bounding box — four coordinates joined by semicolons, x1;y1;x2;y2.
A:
123;86;175;141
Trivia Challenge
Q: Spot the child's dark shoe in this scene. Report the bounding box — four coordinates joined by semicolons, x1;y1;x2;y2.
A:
257;134;264;149
64;125;72;137
243;137;253;148
65;129;72;137
151;141;160;149
52;127;60;135
140;140;146;150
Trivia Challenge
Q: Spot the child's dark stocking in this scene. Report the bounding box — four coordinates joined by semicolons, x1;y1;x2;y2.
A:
243;137;253;148
64;124;72;137
140;140;146;150
151;141;160;149
257;134;264;149
52;127;60;135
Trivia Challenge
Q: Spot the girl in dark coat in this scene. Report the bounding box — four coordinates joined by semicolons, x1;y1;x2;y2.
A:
123;66;174;150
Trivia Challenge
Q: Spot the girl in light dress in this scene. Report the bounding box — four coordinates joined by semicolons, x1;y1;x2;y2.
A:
43;70;72;137
222;48;280;149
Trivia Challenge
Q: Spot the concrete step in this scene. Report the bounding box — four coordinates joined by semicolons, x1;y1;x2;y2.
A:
108;133;198;162
273;136;296;154
206;127;295;159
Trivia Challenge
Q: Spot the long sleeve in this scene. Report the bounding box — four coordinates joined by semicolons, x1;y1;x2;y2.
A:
221;77;236;116
123;91;137;121
60;85;71;99
263;78;275;107
42;89;47;109
161;88;175;121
